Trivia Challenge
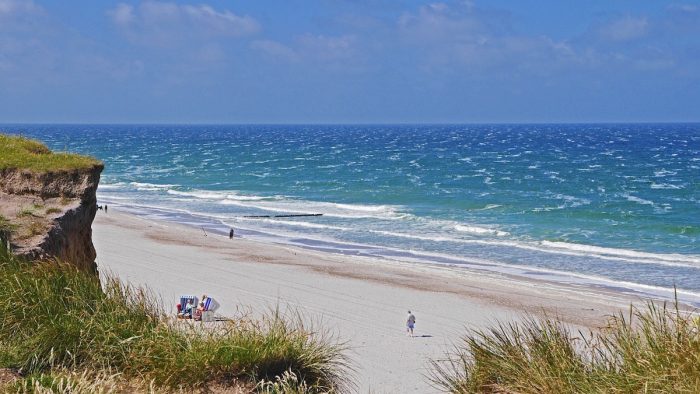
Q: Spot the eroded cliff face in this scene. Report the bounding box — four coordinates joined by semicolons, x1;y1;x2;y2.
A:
0;164;104;273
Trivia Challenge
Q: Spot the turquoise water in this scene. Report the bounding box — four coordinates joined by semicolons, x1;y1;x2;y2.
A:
4;124;699;302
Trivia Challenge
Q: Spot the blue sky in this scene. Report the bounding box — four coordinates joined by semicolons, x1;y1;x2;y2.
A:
1;0;699;123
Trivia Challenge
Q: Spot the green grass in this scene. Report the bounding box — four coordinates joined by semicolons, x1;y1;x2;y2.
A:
430;300;700;393
17;207;38;218
25;221;46;238
0;247;351;392
0;215;17;234
0;134;100;172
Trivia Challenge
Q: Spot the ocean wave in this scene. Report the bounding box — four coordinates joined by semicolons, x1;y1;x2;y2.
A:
98;182;127;190
622;193;656;207
219;198;405;220
370;230;457;242
167;189;271;201
540;241;700;266
245;218;351;232
122;185;409;220
547;193;591;207
654;169;677;177
455;224;509;237
476;204;502;211
130;182;180;191
650;183;683;190
97;194;133;200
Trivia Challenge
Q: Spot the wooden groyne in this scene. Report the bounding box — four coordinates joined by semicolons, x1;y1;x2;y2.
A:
243;214;323;218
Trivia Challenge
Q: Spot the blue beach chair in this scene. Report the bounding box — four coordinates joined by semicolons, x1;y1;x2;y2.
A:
178;295;197;319
200;295;221;322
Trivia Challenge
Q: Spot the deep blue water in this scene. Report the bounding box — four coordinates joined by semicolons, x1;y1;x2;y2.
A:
3;124;699;303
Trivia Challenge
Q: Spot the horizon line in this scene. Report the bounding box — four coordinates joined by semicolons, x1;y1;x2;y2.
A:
1;121;699;127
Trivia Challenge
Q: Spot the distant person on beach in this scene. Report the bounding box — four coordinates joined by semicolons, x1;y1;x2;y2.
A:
105;204;108;213
407;311;416;337
194;301;205;321
229;228;234;239
179;299;194;319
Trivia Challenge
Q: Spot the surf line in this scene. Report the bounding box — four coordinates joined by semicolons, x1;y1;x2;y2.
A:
242;214;323;218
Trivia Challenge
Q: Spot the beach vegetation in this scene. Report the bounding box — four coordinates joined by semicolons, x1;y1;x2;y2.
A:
24;221;45;238
0;134;100;172
0;246;351;393
430;300;700;393
45;207;62;215
17;207;38;218
0;215;17;234
256;370;311;393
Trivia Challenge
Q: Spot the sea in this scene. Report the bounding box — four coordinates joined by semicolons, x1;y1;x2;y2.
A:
3;124;699;305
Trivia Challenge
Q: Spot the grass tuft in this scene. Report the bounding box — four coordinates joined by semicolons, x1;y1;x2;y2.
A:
45;207;62;215
430;300;700;393
17;207;37;218
256;370;310;393
0;134;100;172
26;221;45;237
0;215;17;234
0;247;351;392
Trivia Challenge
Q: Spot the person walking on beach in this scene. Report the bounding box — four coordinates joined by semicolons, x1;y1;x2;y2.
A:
406;310;416;337
229;228;234;239
105;204;108;213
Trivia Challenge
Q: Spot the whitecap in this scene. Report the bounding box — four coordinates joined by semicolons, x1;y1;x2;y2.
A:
621;193;655;206
540;241;700;267
98;183;127;190
129;182;179;190
455;224;509;237
650;183;683;190
477;204;502;211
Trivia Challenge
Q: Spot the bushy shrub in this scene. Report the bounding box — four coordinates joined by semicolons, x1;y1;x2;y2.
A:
0;247;351;392
431;300;700;393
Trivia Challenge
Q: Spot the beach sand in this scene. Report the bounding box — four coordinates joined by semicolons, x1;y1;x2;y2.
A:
93;211;642;393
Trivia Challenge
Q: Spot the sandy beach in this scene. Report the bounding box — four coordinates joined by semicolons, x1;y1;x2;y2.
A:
93;210;645;393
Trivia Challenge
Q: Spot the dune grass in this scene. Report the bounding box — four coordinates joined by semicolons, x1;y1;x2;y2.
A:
0;247;351;392
0;134;100;172
0;215;16;234
430;300;700;393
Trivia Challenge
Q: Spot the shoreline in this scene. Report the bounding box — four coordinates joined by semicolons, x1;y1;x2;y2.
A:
93;209;659;392
98;198;700;309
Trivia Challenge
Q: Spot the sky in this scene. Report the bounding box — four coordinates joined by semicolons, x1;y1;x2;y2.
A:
1;0;699;124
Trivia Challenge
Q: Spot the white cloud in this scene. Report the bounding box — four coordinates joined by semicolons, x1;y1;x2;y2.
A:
182;5;258;36
398;2;484;44
667;3;699;13
109;1;260;46
251;39;300;62
296;34;358;61
250;34;360;67
110;3;134;26
395;1;571;72
0;0;39;16
599;16;649;42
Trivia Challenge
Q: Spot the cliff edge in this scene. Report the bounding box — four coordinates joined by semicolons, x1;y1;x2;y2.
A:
0;135;103;273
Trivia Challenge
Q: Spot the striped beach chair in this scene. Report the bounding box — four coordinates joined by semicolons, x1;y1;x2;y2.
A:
200;295;219;322
201;295;230;322
178;295;197;319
